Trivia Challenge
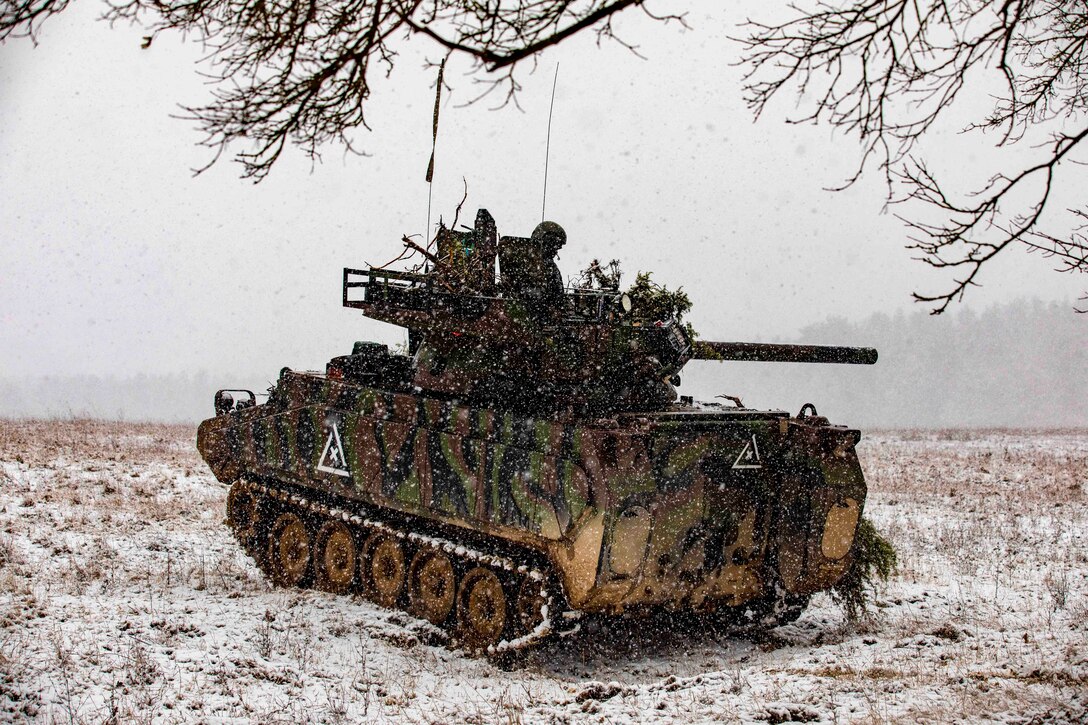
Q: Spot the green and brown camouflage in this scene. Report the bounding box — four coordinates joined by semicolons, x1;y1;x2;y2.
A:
198;208;875;628
199;371;864;612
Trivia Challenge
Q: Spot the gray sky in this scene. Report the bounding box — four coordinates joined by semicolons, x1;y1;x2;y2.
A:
2;2;1085;384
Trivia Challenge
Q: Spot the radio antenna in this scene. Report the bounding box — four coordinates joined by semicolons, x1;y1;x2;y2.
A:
541;63;559;223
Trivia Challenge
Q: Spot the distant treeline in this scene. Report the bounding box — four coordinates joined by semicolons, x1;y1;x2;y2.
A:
1;300;1085;427
683;299;1088;428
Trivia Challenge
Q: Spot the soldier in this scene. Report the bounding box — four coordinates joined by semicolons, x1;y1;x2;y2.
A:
531;220;566;309
499;220;567;316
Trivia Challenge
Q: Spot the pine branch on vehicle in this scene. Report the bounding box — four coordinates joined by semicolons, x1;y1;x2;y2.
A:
831;516;898;621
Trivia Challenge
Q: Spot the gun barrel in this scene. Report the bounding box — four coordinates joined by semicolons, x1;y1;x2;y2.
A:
694;341;878;365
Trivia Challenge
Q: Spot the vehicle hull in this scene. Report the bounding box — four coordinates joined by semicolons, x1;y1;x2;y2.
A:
198;370;866;616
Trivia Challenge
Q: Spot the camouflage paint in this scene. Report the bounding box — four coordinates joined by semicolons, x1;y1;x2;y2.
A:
198;371;867;613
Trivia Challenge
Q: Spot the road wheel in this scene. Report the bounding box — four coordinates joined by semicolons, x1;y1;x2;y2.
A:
458;567;507;651
408;550;456;626
514;577;546;635
361;534;406;607
314;520;357;594
268;512;312;587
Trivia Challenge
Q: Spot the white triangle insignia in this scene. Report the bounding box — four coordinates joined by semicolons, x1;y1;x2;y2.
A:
316;422;351;477
731;434;762;470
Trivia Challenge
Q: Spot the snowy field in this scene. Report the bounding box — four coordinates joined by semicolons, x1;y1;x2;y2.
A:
0;420;1085;723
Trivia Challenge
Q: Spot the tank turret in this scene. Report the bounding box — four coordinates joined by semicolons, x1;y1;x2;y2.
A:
341;208;875;415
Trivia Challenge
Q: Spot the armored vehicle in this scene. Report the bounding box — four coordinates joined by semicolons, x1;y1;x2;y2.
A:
197;209;877;655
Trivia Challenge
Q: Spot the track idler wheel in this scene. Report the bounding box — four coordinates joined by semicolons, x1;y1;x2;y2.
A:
361;534;407;607
408;550;457;626
226;482;263;551
268;512;313;587
314;520;358;594
458;567;507;651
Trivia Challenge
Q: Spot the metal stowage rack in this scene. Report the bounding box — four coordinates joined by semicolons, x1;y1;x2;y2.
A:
343;268;430;310
344;266;624;324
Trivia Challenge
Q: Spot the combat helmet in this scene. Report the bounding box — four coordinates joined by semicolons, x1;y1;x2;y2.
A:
531;221;566;255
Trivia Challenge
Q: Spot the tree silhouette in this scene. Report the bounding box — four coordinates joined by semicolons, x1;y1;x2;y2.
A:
3;1;1086;311
737;1;1088;313
1;1;683;181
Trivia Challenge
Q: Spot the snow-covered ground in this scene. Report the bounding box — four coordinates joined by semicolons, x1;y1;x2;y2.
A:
0;420;1085;723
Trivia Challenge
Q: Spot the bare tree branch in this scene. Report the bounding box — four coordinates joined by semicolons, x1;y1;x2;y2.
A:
6;0;1084;311
1;0;72;42
739;0;1088;312
2;0;684;180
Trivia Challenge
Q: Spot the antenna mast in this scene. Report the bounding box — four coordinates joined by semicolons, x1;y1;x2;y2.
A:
542;63;559;223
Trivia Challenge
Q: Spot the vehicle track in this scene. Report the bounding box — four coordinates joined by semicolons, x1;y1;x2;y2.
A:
226;479;568;656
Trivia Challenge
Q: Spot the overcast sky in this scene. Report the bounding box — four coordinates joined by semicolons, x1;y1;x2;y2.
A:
2;2;1085;386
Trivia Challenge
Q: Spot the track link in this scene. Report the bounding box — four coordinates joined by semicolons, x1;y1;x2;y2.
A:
229;479;561;656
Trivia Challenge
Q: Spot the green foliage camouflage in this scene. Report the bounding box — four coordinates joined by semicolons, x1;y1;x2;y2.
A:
574;259;622;291
574;262;702;350
575;261;693;332
831;516;898;621
625;271;693;326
